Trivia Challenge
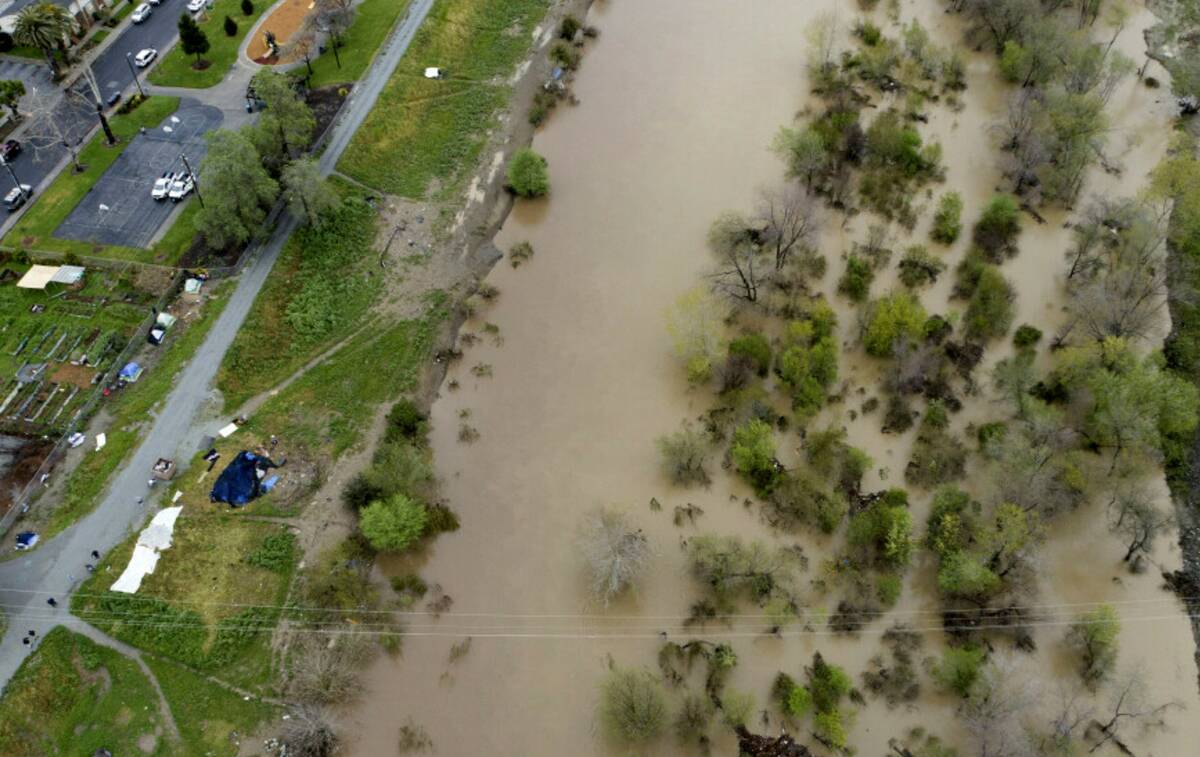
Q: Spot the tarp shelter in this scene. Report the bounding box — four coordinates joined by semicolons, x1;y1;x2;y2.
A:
119;362;143;382
209;450;279;507
51;266;85;285
16;265;59;290
148;313;177;345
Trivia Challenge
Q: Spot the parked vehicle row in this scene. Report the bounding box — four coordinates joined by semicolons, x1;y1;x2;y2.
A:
151;171;195;202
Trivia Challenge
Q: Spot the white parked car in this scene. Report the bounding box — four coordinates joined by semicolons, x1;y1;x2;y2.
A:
151;171;178;200
4;184;32;212
134;48;158;68
168;173;195;201
186;0;205;12
131;3;151;22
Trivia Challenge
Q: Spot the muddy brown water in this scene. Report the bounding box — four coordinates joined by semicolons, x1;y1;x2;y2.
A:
343;1;1200;753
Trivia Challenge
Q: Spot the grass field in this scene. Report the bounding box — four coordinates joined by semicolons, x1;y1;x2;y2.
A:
0;96;195;266
148;0;268;88
73;510;295;692
46;282;232;540
0;627;165;756
145;655;279;756
217;195;383;410
338;0;549;198
303;0;413;88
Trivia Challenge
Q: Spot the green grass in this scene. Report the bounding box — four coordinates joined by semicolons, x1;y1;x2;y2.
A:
304;0;413;88
46;282;232;539
1;96;195;265
248;298;446;457
0;627;165;757
92;29;111;45
145;655;279;756
6;45;49;62
338;0;550;198
217;195;383;409
73;511;294;692
148;0;268;88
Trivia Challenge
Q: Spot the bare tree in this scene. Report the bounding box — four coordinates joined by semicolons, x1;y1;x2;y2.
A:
707;211;769;302
1106;487;1172;565
1064;199;1183;342
279;705;339;757
21;86;88;172
1087;669;1180;753
961;654;1040;757
283;16;320;78
286;632;374;705
578;508;652;606
755;184;821;272
1031;685;1093;755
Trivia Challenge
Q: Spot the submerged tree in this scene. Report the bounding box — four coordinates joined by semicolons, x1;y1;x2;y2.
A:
756;184;822;271
708;211;769;302
598;667;669;744
1066;604;1119;686
665;286;725;384
579;509;652;606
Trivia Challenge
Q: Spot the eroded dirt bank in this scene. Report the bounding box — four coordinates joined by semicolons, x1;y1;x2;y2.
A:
344;0;1200;754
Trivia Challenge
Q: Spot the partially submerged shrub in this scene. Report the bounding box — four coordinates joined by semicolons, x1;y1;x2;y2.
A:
1013;324;1042;348
666;286;725;384
905;402;966;487
932;645;985;697
972;194;1021;260
728;333;772;377
657;422;712;486
838;255;874;302
897;245;946;288
1067;604;1119;686
506;148;550;198
930;191;963;244
963;264;1015;341
359;494;427;553
598;668;668;744
385;398;427;443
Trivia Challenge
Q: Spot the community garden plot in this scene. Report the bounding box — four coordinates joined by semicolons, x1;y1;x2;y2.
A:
53;100;221;250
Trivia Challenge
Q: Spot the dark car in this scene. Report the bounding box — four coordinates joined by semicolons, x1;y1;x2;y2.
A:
0;139;20;161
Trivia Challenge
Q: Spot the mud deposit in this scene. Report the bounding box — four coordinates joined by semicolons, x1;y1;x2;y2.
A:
343;1;1200;754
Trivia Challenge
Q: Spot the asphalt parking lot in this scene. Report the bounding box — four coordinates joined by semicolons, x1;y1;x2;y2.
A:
54;99;222;250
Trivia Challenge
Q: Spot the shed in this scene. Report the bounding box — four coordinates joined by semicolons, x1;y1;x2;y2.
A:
16;265;60;290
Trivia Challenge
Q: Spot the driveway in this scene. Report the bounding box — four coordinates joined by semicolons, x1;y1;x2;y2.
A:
54;99;220;248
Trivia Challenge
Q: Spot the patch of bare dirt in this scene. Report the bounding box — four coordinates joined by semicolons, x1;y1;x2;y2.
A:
51;362;97;389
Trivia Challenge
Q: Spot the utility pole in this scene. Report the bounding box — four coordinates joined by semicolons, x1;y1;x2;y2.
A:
179;152;203;208
80;66;116;145
125;53;145;99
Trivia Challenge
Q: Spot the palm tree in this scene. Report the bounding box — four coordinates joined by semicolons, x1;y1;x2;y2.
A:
13;4;73;78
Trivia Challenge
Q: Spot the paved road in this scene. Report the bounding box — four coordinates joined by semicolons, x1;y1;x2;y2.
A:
1;2;205;200
0;0;436;691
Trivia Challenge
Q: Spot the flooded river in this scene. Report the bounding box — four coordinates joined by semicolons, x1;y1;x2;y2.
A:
344;0;1200;753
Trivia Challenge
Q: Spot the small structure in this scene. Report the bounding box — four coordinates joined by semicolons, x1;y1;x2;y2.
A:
118;362;143;383
424;67;444;79
210;450;281;507
151;458;176;481
14;531;38;551
148;313;177;345
181;277;203;303
15;264;85;289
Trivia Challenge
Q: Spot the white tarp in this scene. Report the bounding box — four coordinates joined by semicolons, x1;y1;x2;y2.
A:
50;265;85;285
110;506;183;594
16;265;60;290
218;422;239;438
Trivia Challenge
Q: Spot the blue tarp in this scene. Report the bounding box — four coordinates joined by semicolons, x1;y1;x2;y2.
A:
119;362;141;380
209;451;266;507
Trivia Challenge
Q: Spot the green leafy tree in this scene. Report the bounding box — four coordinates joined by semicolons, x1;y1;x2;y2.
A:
731;419;779;493
1067;604;1119;686
224;15;238;37
937;551;1001;599
933;646;986;697
963;264;1015;341
178;13;211;67
359;493;427;552
665;286;724;384
507;148;549;197
862;292;927;357
251;69;316;165
241;0;254;14
14;4;72;77
775;303;838;417
598;668;668;744
848;488;914;567
0;80;25;120
282;158;339;225
773;125;828;186
838;255;874;302
194;127;280;249
972;194;1021;260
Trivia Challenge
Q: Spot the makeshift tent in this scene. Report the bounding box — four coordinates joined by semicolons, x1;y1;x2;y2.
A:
16;265;59;290
209;450;279;506
119;362;143;382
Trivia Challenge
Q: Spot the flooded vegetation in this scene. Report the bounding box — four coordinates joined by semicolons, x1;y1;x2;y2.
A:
346;0;1200;753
